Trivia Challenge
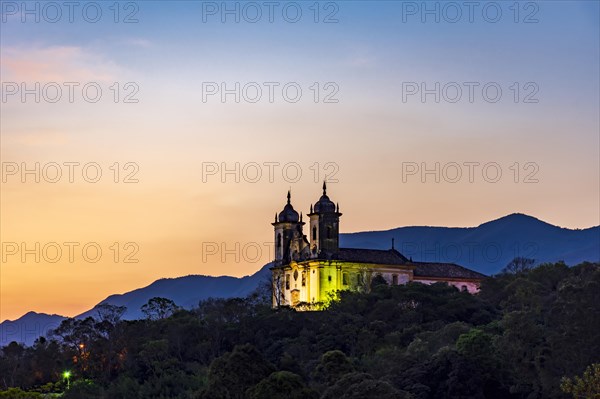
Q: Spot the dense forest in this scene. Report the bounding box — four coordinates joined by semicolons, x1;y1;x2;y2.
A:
1;261;599;398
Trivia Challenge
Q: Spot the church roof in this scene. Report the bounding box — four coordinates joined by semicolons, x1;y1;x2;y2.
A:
412;262;486;280
331;248;486;280
336;248;409;265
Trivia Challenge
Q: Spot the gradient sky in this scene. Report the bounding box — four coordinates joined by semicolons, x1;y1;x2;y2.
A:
1;1;599;321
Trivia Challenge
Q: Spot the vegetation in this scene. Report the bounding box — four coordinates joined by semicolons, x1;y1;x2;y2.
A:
1;261;598;398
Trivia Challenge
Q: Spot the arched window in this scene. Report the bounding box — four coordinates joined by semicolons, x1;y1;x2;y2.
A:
277;233;282;248
312;226;317;241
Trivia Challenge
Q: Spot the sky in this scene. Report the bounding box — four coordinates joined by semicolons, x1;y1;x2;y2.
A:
1;0;599;322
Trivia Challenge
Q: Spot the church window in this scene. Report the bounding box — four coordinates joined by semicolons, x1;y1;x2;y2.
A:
328;275;332;282
293;270;298;281
285;274;290;290
277;233;282;248
312;227;317;240
392;274;398;285
327;226;332;239
302;272;306;286
342;272;348;285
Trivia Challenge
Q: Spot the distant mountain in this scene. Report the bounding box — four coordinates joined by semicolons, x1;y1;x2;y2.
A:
340;213;599;276
0;312;66;348
0;264;272;347
76;262;272;321
2;214;598;347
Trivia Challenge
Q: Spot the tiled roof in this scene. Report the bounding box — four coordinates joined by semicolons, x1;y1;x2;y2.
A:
412;262;486;280
335;248;486;280
335;248;409;265
282;247;486;280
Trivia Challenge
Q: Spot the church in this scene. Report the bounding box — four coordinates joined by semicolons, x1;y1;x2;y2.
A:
270;183;486;309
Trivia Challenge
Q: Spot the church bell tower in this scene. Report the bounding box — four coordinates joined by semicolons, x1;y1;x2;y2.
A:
307;182;342;257
272;191;304;264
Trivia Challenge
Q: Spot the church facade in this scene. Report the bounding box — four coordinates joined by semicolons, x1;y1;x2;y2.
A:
270;183;486;309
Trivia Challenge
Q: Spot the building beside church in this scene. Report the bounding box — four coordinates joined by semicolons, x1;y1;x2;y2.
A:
271;183;486;309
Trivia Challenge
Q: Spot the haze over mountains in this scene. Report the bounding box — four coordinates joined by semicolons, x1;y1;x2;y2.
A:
2;213;598;346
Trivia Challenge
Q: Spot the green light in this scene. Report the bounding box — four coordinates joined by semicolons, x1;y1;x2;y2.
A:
63;371;71;390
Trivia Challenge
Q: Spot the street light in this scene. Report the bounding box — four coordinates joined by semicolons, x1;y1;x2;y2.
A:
63;371;71;390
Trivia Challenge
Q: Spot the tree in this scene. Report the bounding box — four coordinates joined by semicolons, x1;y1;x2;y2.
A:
358;267;374;293
62;379;104;398
313;350;355;385
0;388;44;398
502;257;535;274
456;329;494;363
49;317;100;351
95;304;127;325
0;342;25;389
246;371;318;399
249;276;273;307
561;363;600;399
202;344;275;399
28;337;65;387
371;273;388;290
1;262;597;398
322;372;409;399
141;297;179;320
272;270;285;307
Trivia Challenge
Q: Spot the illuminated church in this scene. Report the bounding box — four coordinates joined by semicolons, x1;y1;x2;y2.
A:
271;183;486;309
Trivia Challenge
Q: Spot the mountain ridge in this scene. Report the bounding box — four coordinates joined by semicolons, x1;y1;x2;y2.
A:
2;213;598;346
